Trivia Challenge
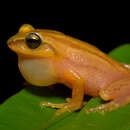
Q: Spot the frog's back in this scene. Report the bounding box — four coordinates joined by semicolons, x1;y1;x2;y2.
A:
38;29;129;73
62;36;130;96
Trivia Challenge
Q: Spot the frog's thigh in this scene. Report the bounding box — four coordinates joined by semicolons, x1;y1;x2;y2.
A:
100;78;130;101
86;78;130;114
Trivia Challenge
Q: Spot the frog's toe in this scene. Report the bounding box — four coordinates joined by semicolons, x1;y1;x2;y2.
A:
40;101;65;109
85;101;120;114
54;108;73;116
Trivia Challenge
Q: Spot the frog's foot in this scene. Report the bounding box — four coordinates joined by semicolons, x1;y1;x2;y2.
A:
65;98;87;106
85;95;130;114
40;101;82;116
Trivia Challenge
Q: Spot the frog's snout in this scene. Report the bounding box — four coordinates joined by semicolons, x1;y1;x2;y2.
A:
7;35;25;53
7;36;17;49
7;37;15;46
7;37;15;48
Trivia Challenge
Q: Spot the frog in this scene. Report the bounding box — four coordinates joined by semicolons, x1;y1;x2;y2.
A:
7;24;130;116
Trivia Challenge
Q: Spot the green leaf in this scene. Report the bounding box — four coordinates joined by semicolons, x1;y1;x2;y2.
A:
109;44;130;63
1;44;130;130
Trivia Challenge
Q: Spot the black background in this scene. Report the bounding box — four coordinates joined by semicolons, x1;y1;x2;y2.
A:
0;12;130;103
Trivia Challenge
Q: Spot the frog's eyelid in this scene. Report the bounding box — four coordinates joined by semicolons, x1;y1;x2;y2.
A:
27;32;43;41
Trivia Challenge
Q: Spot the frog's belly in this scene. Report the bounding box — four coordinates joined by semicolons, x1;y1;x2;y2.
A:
77;66;129;97
18;57;56;86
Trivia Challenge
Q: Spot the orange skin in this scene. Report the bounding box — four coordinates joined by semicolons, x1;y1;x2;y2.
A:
7;24;130;115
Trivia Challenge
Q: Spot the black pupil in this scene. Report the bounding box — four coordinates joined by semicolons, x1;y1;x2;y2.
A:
26;33;42;49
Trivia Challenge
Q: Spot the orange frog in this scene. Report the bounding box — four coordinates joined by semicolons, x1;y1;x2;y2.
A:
7;24;130;115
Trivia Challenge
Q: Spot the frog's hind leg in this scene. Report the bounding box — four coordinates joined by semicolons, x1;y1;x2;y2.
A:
85;78;130;114
85;95;130;114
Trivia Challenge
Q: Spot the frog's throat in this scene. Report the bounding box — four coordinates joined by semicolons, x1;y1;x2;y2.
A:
18;57;56;86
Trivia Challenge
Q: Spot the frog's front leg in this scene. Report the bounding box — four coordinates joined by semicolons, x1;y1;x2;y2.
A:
40;71;85;116
85;78;130;114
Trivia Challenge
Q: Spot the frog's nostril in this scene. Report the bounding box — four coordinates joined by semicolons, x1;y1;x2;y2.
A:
7;36;24;46
7;36;15;44
7;38;15;46
7;39;12;46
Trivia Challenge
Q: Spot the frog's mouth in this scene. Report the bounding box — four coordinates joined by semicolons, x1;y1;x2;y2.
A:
7;39;32;58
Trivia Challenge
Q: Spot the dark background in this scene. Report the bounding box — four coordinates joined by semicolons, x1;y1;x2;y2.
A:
0;15;130;103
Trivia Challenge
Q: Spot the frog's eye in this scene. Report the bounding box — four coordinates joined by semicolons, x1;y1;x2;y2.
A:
25;32;42;49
